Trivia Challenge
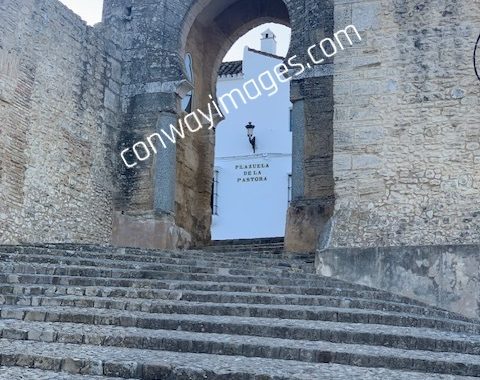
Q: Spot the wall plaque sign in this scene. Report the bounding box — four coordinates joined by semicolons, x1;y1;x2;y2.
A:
235;163;269;183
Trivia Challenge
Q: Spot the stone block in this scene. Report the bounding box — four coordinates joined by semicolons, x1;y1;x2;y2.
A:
112;212;192;250
285;200;334;254
352;2;379;31
61;358;85;374
352;154;381;170
316;244;480;318
103;362;141;378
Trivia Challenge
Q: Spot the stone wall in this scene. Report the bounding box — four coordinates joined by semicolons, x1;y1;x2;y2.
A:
317;244;480;318
103;0;196;249
175;19;217;246
3;0;479;253
330;0;480;248
0;0;119;244
315;0;480;318
175;123;215;246
106;0;297;248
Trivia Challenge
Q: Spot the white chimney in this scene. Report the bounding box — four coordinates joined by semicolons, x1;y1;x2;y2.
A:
261;29;277;55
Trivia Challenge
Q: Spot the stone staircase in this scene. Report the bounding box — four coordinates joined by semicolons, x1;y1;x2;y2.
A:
0;245;478;379
208;237;286;254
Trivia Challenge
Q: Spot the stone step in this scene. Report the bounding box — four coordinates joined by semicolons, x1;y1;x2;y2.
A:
0;253;322;282
0;262;468;319
0;262;467;320
0;272;457;312
204;244;285;253
0;245;307;262
0;338;478;379
4;319;479;376
0;247;315;273
0;366;133;380
0;283;464;320
0;245;478;378
0;287;470;323
2;299;479;334
0;250;315;273
210;237;285;246
1;307;480;355
0;259;461;316
0;262;386;290
206;241;285;247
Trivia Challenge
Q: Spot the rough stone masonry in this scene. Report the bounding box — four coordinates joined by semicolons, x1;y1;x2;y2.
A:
0;0;479;317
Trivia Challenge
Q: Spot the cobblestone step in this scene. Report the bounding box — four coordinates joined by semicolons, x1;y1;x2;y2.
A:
0;339;477;379
0;318;479;376
0;253;466;323
0;290;471;325
0;245;478;378
0;245;307;262
0;248;315;273
0;274;439;309
0;281;429;305
1;308;479;354
0;253;324;281
0;262;357;289
0;261;469;317
210;237;285;246
0;366;133;380
1;298;479;335
205;243;285;254
0;283;464;321
3;248;446;309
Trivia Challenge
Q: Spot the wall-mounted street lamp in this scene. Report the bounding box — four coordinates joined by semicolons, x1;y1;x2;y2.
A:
475;32;480;82
245;122;256;153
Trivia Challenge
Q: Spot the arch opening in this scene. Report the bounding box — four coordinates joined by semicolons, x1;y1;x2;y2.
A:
175;0;293;245
212;23;293;240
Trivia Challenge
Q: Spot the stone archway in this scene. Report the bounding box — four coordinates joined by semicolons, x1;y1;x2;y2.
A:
175;0;292;246
108;0;335;253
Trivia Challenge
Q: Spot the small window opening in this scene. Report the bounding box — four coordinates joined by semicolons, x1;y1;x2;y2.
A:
288;174;292;204
211;170;219;215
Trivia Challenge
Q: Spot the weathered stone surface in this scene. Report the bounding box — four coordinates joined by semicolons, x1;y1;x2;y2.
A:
112;212;191;250
0;245;478;378
0;366;126;379
0;0;118;245
285;200;335;254
330;0;480;248
1;0;480;259
316;244;480;318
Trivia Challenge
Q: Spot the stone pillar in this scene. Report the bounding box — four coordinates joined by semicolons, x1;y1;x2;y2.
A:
112;90;192;251
290;99;305;201
154;111;177;215
285;96;331;254
285;73;335;254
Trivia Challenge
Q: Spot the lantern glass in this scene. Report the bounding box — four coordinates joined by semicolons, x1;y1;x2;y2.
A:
245;122;255;138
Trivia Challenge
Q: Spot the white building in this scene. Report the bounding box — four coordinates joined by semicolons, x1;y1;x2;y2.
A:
211;30;292;240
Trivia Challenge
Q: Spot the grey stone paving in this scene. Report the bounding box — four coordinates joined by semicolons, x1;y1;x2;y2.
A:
0;339;477;380
0;366;131;379
0;249;314;274
0;252;313;275
2;294;476;334
1;318;480;366
0;273;426;304
0;261;366;289
0;281;464;319
1;290;471;325
2;310;480;353
0;245;478;378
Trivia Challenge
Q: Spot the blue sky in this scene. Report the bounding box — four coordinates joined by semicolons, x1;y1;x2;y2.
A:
59;0;291;61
